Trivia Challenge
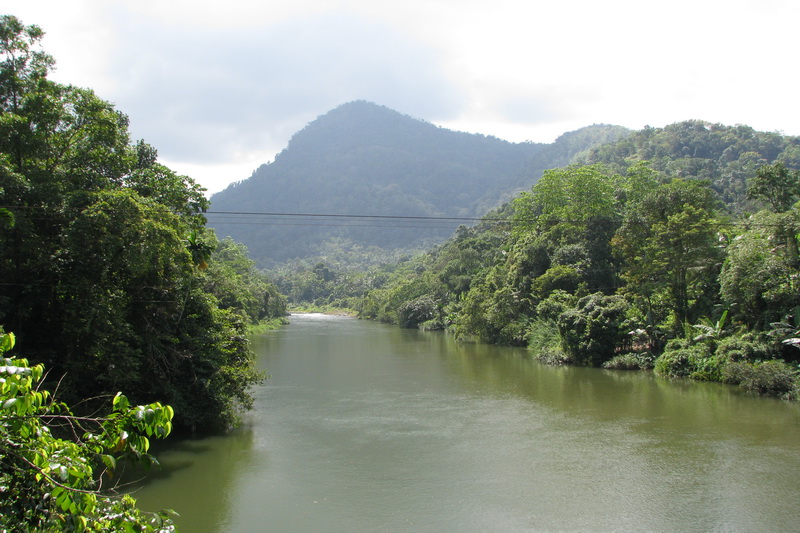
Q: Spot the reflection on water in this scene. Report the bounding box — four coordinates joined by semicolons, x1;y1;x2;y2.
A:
129;427;258;530
133;314;800;532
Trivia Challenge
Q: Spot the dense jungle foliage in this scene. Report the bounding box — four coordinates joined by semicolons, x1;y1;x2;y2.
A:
0;16;286;433
209;100;628;267
288;122;800;399
0;15;290;529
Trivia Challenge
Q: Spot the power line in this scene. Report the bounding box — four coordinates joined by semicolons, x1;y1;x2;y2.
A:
205;210;504;222
2;205;794;230
206;222;471;230
202;211;784;232
202;210;514;231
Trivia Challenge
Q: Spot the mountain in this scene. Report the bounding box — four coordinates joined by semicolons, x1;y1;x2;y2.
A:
208;101;628;267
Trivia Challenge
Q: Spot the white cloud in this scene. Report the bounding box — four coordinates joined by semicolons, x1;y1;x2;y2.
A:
8;0;800;193
98;8;466;191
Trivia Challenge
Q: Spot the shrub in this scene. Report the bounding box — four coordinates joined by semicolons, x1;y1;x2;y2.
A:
531;265;583;301
0;330;175;531
654;343;712;378
654;348;692;377
722;360;799;397
689;353;726;381
397;296;438;328
527;319;569;364
557;293;630;366
663;337;691;351
419;317;446;331
535;346;572;366
715;332;776;363
721;361;749;385
535;290;576;322
497;318;530;346
603;351;656;370
526;319;559;351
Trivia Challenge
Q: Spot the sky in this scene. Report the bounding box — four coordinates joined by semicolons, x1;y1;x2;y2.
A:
10;0;800;194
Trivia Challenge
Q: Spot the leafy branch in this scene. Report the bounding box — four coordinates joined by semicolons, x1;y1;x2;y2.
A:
0;329;177;532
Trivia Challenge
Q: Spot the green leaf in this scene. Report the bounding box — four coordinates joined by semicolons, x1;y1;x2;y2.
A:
100;454;117;474
75;515;88;532
58;491;73;511
112;392;129;411
0;332;14;353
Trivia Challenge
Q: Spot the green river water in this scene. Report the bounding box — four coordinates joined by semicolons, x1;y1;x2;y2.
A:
131;313;800;532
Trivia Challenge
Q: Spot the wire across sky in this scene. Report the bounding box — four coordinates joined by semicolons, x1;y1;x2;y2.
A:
204;210;512;230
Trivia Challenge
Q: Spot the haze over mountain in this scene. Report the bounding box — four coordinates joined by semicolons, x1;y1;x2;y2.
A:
208;101;627;267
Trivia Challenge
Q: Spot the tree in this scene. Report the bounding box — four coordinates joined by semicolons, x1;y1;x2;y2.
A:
747;162;800;214
203;235;287;323
504;232;551;300
125;143;209;228
457;265;530;345
720;214;800;328
432;223;505;298
0;15;53;172
512;165;620;293
747;162;800;267
397;295;438;328
0;16;264;432
0;16;137;336
718;163;800;328
613;179;721;331
50;191;265;431
0;329;176;531
512;164;618;242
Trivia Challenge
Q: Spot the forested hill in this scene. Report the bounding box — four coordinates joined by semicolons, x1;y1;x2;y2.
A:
580;120;800;211
209;101;628;267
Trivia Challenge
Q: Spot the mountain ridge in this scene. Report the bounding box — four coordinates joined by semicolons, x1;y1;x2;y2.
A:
209;101;629;267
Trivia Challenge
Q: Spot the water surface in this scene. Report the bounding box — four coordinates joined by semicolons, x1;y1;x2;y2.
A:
133;313;800;531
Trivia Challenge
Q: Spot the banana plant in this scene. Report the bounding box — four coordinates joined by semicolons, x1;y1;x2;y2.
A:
692;309;730;342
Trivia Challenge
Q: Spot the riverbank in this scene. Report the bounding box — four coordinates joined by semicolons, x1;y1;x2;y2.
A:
286;305;358;317
246;316;290;335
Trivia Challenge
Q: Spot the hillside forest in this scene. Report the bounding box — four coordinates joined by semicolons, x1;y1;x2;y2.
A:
208;100;628;267
285;122;800;400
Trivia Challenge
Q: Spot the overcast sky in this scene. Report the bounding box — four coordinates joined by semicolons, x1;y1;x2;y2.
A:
10;0;800;194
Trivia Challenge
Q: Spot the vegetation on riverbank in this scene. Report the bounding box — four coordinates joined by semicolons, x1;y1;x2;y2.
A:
0;16;285;433
284;124;800;399
247;317;290;334
0;16;292;528
287;304;359;316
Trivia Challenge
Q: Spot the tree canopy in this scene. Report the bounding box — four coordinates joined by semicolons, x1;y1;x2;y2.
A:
0;14;292;528
0;15;283;432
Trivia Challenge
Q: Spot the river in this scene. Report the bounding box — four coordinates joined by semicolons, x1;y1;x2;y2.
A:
132;313;800;532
